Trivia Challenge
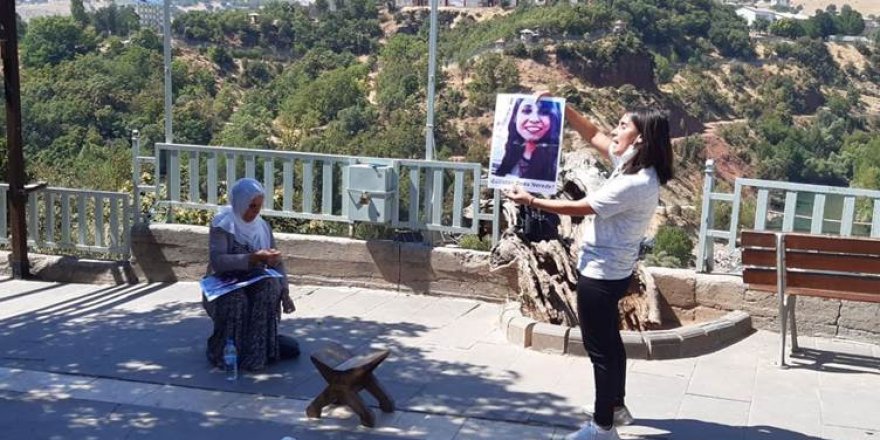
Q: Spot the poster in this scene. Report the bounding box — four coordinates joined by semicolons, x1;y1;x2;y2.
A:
200;267;284;302
488;94;565;195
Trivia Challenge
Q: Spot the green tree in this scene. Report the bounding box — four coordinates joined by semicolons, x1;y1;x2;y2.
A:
769;18;805;39
650;225;693;268
835;5;865;36
804;10;837;39
21;16;97;66
466;53;520;111
70;0;89;27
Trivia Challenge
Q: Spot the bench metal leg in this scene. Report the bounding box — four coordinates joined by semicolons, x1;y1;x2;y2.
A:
778;291;788;369
788;295;799;353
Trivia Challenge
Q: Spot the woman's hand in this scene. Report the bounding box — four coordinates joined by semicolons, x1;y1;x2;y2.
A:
251;249;282;265
281;293;295;314
503;185;534;206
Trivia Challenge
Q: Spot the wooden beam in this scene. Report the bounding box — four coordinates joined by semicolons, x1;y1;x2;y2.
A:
1;1;30;279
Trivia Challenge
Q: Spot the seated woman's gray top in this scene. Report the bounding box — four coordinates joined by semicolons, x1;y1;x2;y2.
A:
206;225;290;296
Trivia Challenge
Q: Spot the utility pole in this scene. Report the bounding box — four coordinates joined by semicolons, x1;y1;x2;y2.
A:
423;0;439;161
163;0;173;143
0;0;31;278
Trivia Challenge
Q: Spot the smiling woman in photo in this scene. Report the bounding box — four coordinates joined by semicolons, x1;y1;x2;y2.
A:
494;97;563;182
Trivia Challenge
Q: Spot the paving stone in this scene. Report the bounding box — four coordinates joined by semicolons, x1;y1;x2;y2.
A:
675;394;750;440
506;316;536;348
567;327;587;357
643;330;682;360
821;425;879;440
530;323;569;354
819;372;880;432
452;418;556;439
748;364;821;438
390;412;466;440
676;325;715;358
621;331;649;360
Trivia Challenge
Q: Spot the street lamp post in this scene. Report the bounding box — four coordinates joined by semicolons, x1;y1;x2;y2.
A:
163;0;173;143
424;0;439;161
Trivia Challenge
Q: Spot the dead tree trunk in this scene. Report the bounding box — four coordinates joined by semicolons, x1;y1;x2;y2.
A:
490;151;661;330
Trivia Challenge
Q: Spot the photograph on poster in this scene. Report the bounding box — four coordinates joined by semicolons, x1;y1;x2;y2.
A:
488;94;565;195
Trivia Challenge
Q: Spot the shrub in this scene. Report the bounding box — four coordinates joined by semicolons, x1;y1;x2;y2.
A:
459;234;492;251
651;225;694;267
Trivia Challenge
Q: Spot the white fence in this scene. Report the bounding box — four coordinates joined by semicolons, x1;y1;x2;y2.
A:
696;159;880;272
0;184;131;257
139;140;501;241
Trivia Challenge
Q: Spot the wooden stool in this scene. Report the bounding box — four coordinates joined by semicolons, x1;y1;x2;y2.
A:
305;342;394;427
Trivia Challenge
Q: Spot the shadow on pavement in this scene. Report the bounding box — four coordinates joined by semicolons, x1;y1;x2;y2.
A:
633;418;822;440
0;283;587;433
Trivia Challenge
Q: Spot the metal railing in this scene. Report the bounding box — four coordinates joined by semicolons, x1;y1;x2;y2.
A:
696;159;880;272
0;184;131;257
140;141;501;243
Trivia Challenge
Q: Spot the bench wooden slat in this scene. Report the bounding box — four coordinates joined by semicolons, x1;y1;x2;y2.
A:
784;287;880;303
744;268;880;297
743;268;776;288
785;252;880;274
741;230;776;248
742;248;776;268
786;272;880;296
784;234;880;256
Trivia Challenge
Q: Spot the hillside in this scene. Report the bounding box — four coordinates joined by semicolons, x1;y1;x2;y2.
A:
792;0;880;16
7;0;880;247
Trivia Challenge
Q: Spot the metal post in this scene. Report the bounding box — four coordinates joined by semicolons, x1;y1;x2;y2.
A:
131;130;141;224
163;0;173;143
696;159;716;273
424;0;438;162
1;3;31;279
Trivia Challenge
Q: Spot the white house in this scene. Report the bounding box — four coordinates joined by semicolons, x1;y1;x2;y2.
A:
736;6;777;26
735;6;808;26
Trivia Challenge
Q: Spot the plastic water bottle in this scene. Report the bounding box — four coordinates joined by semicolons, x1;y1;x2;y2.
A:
223;338;238;381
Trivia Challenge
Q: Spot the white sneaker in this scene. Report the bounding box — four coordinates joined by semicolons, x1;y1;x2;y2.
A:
565;421;621;440
580;405;635;427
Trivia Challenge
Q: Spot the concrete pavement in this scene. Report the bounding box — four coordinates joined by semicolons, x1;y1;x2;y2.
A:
0;279;877;439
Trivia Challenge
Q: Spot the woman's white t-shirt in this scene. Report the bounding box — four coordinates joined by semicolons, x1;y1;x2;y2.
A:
577;167;660;280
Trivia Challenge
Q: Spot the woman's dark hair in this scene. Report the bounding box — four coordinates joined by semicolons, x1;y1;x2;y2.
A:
505;97;562;148
623;108;674;185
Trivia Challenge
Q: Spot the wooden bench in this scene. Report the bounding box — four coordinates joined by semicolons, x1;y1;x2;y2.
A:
741;230;880;367
305;342;394;427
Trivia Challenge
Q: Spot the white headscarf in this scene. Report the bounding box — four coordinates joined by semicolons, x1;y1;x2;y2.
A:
212;178;271;250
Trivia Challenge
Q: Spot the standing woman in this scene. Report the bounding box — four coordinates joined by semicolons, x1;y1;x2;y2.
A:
204;178;296;372
505;96;674;440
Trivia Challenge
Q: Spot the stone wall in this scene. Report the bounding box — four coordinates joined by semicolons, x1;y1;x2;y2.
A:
128;223;517;303
648;267;880;344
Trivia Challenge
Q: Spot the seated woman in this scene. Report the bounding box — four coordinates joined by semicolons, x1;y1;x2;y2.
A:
203;178;297;371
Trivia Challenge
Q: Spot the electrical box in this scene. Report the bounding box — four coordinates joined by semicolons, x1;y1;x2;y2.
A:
345;164;397;223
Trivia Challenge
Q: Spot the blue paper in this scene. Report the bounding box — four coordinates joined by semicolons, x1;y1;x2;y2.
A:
200;268;284;302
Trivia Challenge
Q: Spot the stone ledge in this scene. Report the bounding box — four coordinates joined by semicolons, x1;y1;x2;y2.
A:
500;305;753;360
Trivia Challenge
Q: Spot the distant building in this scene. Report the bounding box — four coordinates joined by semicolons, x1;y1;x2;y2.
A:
757;0;790;7
393;0;514;7
519;28;539;44
735;6;807;26
134;0;163;32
